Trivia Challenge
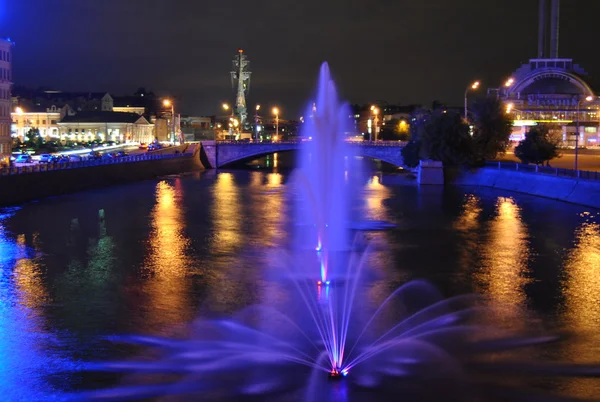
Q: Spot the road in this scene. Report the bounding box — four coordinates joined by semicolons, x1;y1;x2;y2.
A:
498;149;600;171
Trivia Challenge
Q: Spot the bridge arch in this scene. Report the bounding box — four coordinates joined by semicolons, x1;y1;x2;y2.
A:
200;141;405;169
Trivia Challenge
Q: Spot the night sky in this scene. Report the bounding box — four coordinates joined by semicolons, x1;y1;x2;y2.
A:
4;0;600;117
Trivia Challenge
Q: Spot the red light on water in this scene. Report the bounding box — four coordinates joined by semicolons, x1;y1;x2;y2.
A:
317;281;322;285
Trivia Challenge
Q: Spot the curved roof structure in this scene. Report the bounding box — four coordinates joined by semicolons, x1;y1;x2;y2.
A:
509;69;595;97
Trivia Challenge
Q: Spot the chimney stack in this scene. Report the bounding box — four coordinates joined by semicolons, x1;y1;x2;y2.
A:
550;0;560;58
538;0;548;58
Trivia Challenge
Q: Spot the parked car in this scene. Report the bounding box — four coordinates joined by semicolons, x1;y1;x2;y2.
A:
88;151;102;160
116;151;128;157
38;154;53;163
49;155;62;163
139;143;148;149
68;155;82;163
148;143;162;151
15;154;32;163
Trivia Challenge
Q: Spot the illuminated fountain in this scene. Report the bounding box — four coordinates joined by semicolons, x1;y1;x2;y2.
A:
83;63;600;401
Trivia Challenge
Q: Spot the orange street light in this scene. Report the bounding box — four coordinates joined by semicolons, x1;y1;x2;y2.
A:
464;80;481;120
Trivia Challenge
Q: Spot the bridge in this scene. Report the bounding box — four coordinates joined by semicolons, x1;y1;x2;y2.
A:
199;140;406;168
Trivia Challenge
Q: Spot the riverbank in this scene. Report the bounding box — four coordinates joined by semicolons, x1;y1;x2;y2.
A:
452;167;600;209
0;144;204;207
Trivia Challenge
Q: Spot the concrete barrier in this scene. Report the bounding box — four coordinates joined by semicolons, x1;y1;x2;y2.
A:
453;168;600;209
0;151;203;207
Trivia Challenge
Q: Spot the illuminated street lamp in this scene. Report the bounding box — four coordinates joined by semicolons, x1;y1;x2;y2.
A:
370;105;380;141
15;106;23;114
272;107;279;141
505;78;514;88
464;81;480;120
505;103;514;114
575;95;594;171
163;99;176;143
254;104;261;141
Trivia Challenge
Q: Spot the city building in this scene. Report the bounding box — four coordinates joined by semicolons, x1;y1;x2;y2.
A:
494;0;599;146
12;105;63;138
57;111;154;144
0;38;13;165
10;88;179;143
180;115;214;141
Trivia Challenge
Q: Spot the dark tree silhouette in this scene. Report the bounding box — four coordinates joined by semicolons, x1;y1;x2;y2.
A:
514;125;560;165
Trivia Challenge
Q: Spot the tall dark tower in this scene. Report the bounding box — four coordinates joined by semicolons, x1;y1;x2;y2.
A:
538;0;560;59
538;0;547;58
549;0;560;58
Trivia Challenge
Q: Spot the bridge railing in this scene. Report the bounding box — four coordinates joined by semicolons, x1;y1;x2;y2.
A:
485;161;600;181
0;152;191;177
215;140;406;146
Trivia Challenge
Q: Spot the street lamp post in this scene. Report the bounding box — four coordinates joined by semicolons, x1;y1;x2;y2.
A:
369;105;379;141
272;107;279;141
223;103;233;140
464;81;480;120
575;95;594;171
163;99;175;143
255;104;261;142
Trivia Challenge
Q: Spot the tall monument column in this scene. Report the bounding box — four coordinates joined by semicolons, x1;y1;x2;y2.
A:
230;49;252;128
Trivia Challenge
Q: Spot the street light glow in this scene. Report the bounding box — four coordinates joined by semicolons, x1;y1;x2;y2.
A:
471;81;480;90
505;78;514;87
586;95;594;102
256;104;261;111
272;107;279;115
372;107;379;115
222;103;230;111
15;107;23;114
163;99;172;107
506;103;514;113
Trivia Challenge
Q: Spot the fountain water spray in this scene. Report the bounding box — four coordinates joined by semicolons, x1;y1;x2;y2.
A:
82;63;600;402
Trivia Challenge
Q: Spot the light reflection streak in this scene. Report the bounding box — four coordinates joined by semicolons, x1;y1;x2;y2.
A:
213;173;242;252
364;175;390;221
250;172;285;247
13;233;48;310
477;197;531;311
453;194;482;232
453;194;483;286
142;179;192;330
559;221;600;398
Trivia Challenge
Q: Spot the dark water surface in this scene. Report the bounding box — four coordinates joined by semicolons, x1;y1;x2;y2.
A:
1;168;600;400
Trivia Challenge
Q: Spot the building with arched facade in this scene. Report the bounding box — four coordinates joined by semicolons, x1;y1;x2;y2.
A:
499;59;598;147
494;0;599;147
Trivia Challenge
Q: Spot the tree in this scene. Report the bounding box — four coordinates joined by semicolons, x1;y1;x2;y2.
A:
413;109;474;166
514;125;560;165
25;127;43;149
401;140;420;168
470;97;513;163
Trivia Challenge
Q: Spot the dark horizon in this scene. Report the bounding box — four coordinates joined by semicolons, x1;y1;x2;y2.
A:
4;0;600;117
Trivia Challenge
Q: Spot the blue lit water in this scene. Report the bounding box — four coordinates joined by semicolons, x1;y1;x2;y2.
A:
1;170;600;400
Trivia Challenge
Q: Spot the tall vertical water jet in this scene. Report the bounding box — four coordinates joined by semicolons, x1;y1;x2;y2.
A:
294;63;355;282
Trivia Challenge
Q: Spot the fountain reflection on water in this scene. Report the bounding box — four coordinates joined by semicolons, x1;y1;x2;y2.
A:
84;63;600;401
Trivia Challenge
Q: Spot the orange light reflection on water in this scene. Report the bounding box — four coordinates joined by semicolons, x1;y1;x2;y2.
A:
559;221;600;398
477;197;531;313
213;173;242;252
142;179;192;330
365;175;390;221
14;233;48;311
